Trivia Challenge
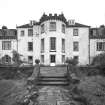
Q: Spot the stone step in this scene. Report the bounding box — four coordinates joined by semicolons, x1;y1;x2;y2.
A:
40;71;67;75
40;73;66;77
37;81;69;86
39;77;68;81
40;67;67;73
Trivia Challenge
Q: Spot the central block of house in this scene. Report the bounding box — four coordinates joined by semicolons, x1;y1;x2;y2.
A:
17;13;90;65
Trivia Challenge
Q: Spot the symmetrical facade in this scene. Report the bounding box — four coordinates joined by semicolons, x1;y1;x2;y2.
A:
0;13;105;65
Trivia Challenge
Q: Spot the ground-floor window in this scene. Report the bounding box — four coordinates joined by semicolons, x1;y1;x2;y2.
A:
97;42;105;51
41;55;44;64
28;56;33;64
73;56;79;62
62;55;65;63
1;55;11;64
50;55;56;63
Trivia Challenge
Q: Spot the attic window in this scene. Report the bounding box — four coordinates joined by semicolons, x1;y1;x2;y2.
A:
68;20;75;25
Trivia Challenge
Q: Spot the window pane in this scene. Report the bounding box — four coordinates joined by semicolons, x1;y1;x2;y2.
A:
28;29;33;36
62;39;65;52
41;39;44;53
28;42;33;51
50;55;56;63
73;29;78;36
41;24;45;33
4;55;11;64
73;42;79;51
2;41;11;50
97;42;102;51
62;55;65;63
50;37;56;51
41;55;44;63
62;24;65;33
74;56;79;62
97;42;105;51
21;30;24;36
28;56;33;64
103;42;105;51
49;22;56;31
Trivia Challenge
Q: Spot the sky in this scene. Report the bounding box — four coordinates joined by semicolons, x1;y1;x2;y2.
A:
0;0;105;28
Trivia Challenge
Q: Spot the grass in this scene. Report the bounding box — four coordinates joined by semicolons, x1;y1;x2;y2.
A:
0;79;28;105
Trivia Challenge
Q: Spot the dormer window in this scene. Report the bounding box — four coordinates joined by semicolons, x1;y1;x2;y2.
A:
49;22;56;31
41;24;45;34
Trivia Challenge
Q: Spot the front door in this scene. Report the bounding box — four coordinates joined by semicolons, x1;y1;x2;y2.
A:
50;55;56;66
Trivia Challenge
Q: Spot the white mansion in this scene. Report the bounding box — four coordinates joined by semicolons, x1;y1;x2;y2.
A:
0;13;105;65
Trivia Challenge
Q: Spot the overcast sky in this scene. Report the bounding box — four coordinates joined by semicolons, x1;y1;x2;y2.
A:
0;0;105;28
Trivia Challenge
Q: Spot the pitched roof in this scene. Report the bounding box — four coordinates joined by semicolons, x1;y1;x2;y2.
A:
17;22;40;28
17;24;33;28
0;29;17;39
67;23;90;27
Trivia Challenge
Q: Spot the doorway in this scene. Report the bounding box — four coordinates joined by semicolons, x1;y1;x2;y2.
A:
50;55;56;66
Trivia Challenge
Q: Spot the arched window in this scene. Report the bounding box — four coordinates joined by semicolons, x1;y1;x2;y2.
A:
2;55;11;64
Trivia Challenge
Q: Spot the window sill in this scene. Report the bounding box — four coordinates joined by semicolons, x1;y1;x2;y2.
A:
28;50;33;52
73;35;78;36
49;30;56;31
2;49;11;50
74;50;79;52
50;50;56;52
28;35;33;36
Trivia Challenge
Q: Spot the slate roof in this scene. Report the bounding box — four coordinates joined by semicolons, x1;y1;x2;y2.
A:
17;24;33;28
17;13;91;28
17;22;40;28
0;29;17;39
67;23;90;27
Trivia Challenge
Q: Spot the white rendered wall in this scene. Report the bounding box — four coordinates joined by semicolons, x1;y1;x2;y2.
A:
33;20;66;65
66;27;89;65
17;28;33;63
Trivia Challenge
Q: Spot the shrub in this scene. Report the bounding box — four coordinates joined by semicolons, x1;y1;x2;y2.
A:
35;59;40;64
65;57;78;66
91;53;105;66
12;50;23;66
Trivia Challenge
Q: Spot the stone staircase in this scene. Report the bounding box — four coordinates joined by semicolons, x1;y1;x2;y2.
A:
37;66;70;86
